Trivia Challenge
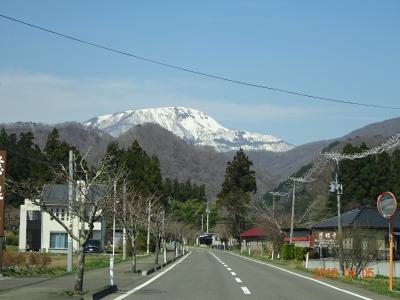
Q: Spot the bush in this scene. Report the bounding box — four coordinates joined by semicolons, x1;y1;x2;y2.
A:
2;252;52;270
295;247;308;260
2;251;16;268
41;253;51;266
27;252;38;268
281;244;295;260
5;231;19;246
281;244;308;260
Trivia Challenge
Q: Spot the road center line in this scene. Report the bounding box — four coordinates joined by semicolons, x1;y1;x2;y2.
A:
241;286;251;295
227;267;232;271
114;252;192;300
235;278;242;283
228;252;374;300
231;272;237;276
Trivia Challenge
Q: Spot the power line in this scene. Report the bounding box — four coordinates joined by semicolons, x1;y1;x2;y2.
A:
0;144;61;167
323;133;400;162
1;13;399;110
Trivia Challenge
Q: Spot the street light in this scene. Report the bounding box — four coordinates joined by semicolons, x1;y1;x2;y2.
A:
288;177;311;244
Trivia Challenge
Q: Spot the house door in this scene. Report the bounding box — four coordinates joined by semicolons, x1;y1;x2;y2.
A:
26;211;41;251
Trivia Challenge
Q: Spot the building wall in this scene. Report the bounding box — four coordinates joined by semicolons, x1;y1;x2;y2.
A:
19;199;103;253
18;200;39;251
307;259;400;277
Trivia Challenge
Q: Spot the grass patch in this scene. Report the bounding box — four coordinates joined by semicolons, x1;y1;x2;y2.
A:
230;250;400;298
2;253;126;277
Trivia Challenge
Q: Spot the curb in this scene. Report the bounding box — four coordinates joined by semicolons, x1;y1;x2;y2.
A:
85;285;117;300
141;253;187;276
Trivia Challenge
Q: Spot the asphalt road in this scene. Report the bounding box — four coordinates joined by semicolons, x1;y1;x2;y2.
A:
107;249;394;300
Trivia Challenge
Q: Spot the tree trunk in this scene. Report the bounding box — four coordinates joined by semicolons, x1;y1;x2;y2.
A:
154;235;160;265
74;245;86;292
131;239;137;273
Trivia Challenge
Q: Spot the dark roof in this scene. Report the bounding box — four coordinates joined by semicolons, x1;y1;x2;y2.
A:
42;184;107;205
311;207;400;230
281;229;311;238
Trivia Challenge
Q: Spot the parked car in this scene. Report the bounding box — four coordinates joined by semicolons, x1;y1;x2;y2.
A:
84;239;101;253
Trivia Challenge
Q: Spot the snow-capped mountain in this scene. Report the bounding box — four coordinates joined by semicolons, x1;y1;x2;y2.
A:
84;107;294;152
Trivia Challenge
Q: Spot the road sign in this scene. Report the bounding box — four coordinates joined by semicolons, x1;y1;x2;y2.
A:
376;191;397;291
377;191;397;219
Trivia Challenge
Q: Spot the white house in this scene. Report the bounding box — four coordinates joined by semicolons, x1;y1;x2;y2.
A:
19;183;106;253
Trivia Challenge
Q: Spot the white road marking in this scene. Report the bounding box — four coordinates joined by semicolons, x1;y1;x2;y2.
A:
114;252;191;300
235;278;242;283
231;272;237;276
241;286;251;295
228;252;374;300
227;267;232;271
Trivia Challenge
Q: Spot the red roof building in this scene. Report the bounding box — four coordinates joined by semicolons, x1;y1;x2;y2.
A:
239;227;266;238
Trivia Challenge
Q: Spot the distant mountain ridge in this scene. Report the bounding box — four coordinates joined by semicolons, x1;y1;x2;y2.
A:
84;107;294;153
2;115;400;200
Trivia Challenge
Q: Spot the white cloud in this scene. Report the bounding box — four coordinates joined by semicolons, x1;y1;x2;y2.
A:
0;69;317;130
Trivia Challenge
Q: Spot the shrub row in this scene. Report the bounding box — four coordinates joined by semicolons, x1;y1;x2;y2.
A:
281;244;308;260
2;252;52;269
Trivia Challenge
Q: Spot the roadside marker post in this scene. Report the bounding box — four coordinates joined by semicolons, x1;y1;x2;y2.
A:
306;252;309;269
377;191;397;291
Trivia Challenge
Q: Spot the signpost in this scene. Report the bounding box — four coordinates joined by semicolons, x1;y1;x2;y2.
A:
377;191;397;291
0;150;7;274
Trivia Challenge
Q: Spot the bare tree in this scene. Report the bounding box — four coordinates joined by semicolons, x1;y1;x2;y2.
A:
338;227;382;278
112;187;156;272
8;152;118;293
150;200;164;265
246;197;290;253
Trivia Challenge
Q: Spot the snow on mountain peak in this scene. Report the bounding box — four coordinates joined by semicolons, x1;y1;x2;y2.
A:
84;107;294;152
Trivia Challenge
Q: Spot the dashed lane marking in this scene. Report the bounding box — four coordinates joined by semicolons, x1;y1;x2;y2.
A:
231;272;237;276
235;278;242;283
228;252;374;300
114;252;191;300
241;286;251;295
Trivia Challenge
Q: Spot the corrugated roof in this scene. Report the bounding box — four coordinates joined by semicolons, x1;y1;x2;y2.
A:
42;184;107;205
240;227;266;238
311;207;400;230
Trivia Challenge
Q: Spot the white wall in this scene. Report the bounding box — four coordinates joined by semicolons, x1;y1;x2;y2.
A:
18;199;40;251
307;259;400;277
19;199;103;253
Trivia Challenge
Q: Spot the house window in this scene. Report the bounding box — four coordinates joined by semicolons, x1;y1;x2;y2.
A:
50;232;68;249
27;210;41;221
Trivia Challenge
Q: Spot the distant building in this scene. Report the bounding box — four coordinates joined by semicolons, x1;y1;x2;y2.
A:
19;183;106;253
239;227;270;251
311;207;398;260
282;228;313;248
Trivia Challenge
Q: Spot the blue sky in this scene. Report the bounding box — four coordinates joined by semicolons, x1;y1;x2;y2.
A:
0;1;399;145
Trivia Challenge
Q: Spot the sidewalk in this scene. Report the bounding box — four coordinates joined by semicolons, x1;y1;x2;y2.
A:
0;251;177;300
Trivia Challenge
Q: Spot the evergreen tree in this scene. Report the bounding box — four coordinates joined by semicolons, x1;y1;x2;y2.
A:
217;148;256;241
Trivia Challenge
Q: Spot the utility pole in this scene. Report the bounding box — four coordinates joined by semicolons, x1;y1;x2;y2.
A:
206;200;210;234
289;180;296;244
0;150;7;275
67;150;74;272
201;214;204;232
146;200;151;255
110;180;116;286
329;159;343;273
162;210;166;264
272;193;275;218
122;181;127;261
288;178;308;244
268;191;287;219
